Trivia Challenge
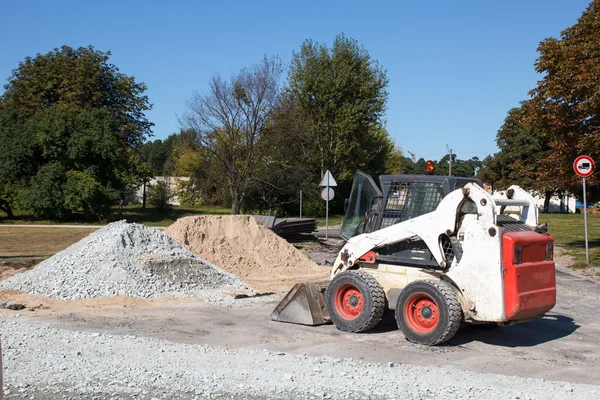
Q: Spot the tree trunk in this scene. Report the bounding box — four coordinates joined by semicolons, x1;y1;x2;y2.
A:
543;190;553;213
230;186;241;214
142;181;147;209
231;198;241;214
0;199;13;218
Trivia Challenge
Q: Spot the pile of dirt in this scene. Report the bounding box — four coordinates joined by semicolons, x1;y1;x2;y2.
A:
166;215;330;292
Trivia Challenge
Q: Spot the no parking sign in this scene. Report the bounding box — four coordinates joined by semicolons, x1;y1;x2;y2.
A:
573;155;595;177
574;155;595;265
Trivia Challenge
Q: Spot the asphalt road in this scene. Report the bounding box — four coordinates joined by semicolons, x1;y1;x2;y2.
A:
21;268;600;386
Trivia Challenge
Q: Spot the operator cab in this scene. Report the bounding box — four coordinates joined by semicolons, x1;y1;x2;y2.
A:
341;171;482;240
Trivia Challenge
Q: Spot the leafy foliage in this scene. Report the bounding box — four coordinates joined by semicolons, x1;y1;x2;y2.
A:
434;154;482;177
288;34;390;183
3;45;152;148
138;135;178;176
147;180;173;214
479;2;600;206
183;56;284;214
478;103;550;191
526;1;600;194
0;46;152;219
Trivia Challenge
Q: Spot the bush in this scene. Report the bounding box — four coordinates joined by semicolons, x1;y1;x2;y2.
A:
24;163;69;219
63;170;117;219
24;163;118;220
147;180;173;214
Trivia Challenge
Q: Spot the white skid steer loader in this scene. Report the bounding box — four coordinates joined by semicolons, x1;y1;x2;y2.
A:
271;171;556;345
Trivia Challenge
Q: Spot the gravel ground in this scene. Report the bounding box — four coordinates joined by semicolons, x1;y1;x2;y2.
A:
0;221;247;301
1;318;599;400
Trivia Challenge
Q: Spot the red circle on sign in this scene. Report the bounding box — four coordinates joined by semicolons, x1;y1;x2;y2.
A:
574;155;595;177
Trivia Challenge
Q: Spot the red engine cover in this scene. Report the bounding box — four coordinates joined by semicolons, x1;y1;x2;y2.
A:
502;231;556;320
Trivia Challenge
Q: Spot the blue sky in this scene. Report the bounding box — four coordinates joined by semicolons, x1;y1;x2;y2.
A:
0;0;591;162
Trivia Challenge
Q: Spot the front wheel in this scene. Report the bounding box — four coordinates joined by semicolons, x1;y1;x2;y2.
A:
326;270;386;333
395;280;462;345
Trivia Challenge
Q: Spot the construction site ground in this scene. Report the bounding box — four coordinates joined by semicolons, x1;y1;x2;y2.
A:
3;266;599;382
1;224;599;399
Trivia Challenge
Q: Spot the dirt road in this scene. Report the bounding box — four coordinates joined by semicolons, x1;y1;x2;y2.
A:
8;267;598;387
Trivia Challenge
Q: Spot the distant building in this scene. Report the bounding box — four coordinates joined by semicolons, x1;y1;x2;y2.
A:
128;176;190;206
532;192;576;213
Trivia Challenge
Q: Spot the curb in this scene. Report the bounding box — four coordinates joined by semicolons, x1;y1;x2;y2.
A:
555;264;600;284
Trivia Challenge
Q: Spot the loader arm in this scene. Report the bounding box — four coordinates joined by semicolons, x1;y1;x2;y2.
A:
331;183;496;277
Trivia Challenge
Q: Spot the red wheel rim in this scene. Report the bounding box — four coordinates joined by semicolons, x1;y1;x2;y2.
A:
404;293;439;333
334;284;364;320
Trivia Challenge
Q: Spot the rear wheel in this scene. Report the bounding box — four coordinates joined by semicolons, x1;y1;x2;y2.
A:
395;280;462;345
326;270;386;333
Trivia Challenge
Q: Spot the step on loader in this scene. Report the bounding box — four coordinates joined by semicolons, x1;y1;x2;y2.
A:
271;171;556;345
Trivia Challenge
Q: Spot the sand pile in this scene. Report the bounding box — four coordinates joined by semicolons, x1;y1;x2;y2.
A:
0;221;247;300
165;216;330;292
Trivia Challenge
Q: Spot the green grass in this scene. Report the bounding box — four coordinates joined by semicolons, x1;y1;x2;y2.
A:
0;204;232;227
315;214;344;227
539;213;600;268
112;204;231;226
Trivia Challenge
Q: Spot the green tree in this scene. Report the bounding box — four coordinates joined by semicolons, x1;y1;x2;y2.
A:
527;1;600;193
139;135;178;176
3;45;152;148
435;154;481;177
0;46;153;219
478;103;556;210
183;56;284;214
243;94;313;216
288;34;390;183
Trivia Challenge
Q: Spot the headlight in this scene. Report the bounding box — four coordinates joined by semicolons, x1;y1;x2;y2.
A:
513;245;523;265
546;243;554;261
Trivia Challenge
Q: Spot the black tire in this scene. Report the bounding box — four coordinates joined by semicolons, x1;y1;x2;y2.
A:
326;270;386;333
395;280;462;345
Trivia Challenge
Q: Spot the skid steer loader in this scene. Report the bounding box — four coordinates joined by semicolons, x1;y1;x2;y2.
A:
271;171;556;345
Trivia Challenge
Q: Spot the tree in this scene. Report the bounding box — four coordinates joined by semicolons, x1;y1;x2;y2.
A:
435;154;482;177
477;103;559;211
2;45;152;148
138;135;178;176
288;34;390;183
243;94;313;216
183;56;284;214
0;46;153;219
527;1;600;194
385;146;406;175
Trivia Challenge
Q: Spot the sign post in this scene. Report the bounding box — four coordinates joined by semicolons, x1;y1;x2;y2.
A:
573;155;595;265
319;170;337;239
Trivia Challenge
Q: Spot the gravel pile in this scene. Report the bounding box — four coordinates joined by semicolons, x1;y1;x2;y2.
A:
1;319;599;399
0;221;247;301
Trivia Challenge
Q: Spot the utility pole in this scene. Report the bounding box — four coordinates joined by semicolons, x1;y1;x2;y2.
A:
446;145;452;176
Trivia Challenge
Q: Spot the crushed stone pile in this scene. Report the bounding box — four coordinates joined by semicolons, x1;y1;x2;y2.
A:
0;221;247;300
166;215;330;292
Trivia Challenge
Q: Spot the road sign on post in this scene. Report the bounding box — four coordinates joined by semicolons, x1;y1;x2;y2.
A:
319;170;337;239
574;155;595;178
573;155;595;265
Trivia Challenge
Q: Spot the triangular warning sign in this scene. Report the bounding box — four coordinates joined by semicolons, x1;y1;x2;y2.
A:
319;170;337;187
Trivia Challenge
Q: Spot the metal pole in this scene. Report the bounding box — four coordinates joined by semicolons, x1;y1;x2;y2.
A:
326;174;329;239
449;148;452;176
583;177;589;264
299;190;302;218
0;336;3;400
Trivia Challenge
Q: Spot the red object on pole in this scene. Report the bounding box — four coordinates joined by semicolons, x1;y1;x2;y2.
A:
573;155;595;177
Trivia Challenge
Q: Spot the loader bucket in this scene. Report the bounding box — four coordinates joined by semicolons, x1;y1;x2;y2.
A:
270;282;331;326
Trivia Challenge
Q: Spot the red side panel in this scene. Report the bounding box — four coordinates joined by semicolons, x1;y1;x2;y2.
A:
502;232;556;320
